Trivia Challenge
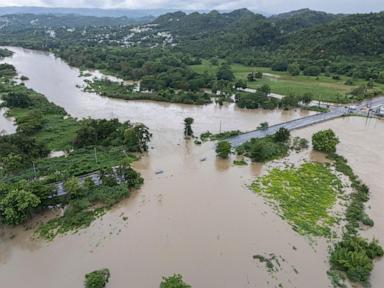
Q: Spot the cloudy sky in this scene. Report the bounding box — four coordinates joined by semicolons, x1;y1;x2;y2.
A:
0;0;383;14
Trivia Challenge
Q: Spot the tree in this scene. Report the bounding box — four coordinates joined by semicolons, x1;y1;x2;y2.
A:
247;72;255;82
216;64;235;81
216;141;232;159
124;124;152;152
312;129;340;153
288;63;300;76
184;117;194;137
303;66;321;76
258;84;271;96
0;189;40;225
85;269;110;288
257;122;269;131
64;177;84;198
116;161;143;189
281;95;299;108
160;274;191;288
1;153;23;173
234;79;247;89
273;128;290;142
301;93;313;104
210;57;219;66
272;61;288;71
247;72;262;81
1;91;32;108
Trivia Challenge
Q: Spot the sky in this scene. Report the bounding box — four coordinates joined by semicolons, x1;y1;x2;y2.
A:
0;0;383;14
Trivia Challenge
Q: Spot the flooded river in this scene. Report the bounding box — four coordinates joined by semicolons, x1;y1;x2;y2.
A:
0;47;383;288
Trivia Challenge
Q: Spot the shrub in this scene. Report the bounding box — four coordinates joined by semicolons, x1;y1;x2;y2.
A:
330;237;383;283
85;269;110;288
312;129;339;153
160;274;191;288
303;66;321;76
273;128;290;143
239;137;288;162
216;141;232;159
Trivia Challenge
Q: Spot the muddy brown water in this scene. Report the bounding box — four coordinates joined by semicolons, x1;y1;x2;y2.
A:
0;108;15;135
0;47;383;288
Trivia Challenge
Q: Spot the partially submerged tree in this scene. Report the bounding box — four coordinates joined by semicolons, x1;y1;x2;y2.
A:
216;141;232;159
160;274;191;288
0;188;40;225
124;123;152;152
84;269;110;288
273;128;290;143
312;129;340;153
184;117;194;137
257;122;269;131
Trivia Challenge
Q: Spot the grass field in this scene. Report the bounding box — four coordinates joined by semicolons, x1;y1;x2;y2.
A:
190;60;384;103
7;107;79;151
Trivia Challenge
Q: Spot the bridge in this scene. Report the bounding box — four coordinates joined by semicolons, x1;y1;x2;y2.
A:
228;97;384;147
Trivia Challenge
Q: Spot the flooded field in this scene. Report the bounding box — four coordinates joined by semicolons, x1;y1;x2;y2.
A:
0;47;383;288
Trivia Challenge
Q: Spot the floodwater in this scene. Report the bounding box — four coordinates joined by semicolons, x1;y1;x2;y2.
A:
0;107;15;135
293;117;384;288
0;46;383;288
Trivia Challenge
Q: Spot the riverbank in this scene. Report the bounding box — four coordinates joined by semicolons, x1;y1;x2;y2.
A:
0;61;147;239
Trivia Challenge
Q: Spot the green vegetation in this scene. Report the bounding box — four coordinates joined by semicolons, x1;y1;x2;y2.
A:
233;159;247;166
312;129;340;154
86;79;212;105
37;160;143;240
85;269;110;288
329;154;375;234
183;117;194;137
160;274;191;288
0;48;13;58
251;163;340;237
0;65;148;238
0;63;17;78
290;137;309;152
215;141;232;159
237;137;288;162
253;253;281;273
330;237;383;283
200;130;242;141
0;186;41;225
237;129;295;162
191;60;383;103
324;147;382;285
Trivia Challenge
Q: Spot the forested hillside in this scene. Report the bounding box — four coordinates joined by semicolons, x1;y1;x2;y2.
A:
0;13;150;29
280;12;384;58
0;8;383;90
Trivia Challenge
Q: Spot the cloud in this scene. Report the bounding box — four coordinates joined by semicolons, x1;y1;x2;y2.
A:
2;0;384;13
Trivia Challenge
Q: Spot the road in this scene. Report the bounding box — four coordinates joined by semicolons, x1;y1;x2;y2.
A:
229;97;384;147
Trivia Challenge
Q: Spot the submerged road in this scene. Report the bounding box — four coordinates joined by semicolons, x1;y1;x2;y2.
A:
229;97;384;146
